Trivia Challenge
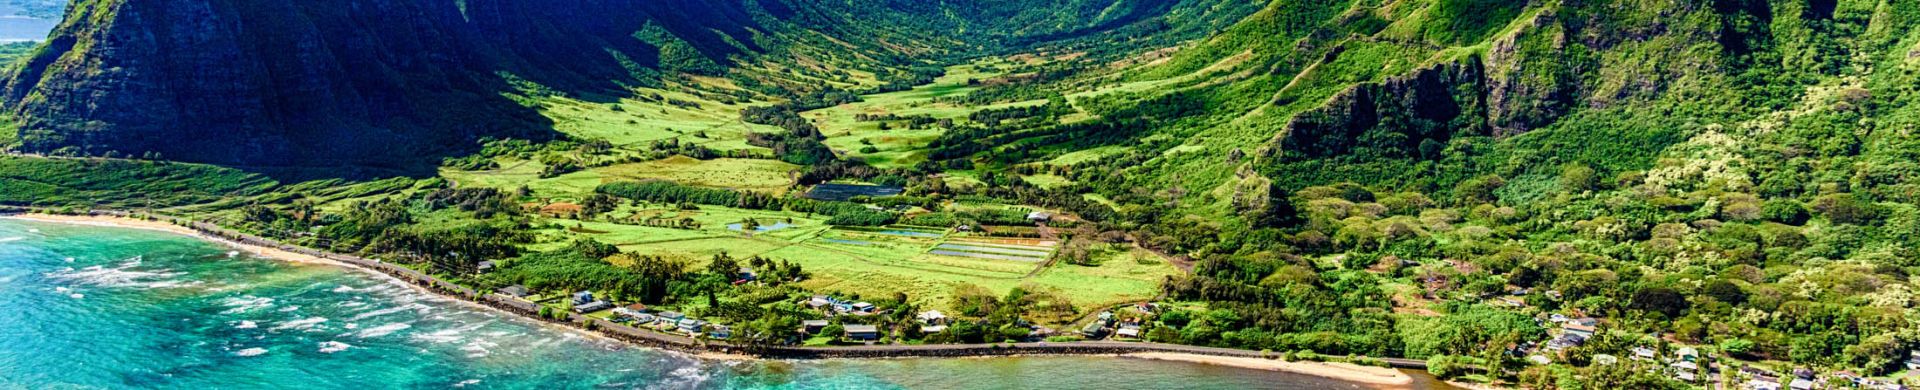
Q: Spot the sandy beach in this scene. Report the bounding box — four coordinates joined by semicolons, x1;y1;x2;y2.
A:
1124;352;1415;386
1;213;339;265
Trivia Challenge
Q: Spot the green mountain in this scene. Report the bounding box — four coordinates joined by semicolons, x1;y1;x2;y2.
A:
11;0;1920;386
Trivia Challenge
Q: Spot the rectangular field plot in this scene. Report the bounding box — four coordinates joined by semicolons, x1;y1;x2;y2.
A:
803;183;904;201
929;250;1046;262
932;243;1051;258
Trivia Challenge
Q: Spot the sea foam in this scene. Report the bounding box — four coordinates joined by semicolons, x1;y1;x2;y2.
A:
356;322;412;338
317;341;352;353
233;348;269;357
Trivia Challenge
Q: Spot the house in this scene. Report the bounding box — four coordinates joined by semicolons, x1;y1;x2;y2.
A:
1675;346;1699;362
1079;321;1108;338
844;324;881;341
1631;346;1656;360
1788;378;1815;390
1561;321;1597;338
1114;324;1142;339
1907;351;1920;371
629;313;657;325
917;310;948;325
803;320;830;334
476;260;495;273
1528;355;1553;365
1747;378;1782;390
612;303;649;319
709;325;732;340
1671;361;1698;375
572;300;613;313
658;311;685;322
677;318;707;334
1095;311;1115;326
1545;333;1587;351
920;324;948;334
498;285;531;298
851;302;876;314
1592;354;1617;365
1548;313;1570;323
807;296;832;310
570;291;596;306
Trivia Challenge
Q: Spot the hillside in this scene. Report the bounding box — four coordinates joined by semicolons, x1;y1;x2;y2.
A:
8;0;1920;388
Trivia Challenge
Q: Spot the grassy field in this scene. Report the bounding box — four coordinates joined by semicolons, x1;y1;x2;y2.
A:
802;60;1061;169
595;156;798;194
536;89;780;152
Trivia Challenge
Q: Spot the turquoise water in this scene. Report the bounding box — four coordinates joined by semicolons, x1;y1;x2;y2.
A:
0;219;1412;389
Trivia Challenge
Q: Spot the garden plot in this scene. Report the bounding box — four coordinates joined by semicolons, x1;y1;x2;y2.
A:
926;237;1057;262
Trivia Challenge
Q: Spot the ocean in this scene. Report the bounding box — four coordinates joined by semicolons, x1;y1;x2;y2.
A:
0;219;1431;389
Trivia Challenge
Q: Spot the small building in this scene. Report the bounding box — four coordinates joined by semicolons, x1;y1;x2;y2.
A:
851;302;876;313
917;310;948;325
570;291;596;306
1747;378;1782;390
677;318;707;334
612;303;650;319
1562;322;1597;338
1080;322;1108;338
802;320;830;334
1026;211;1053;223
1788;378;1815;390
658;311;685;321
1631;346;1656;360
498;285;531;298
1907;351;1920;371
1592;354;1617;365
1114;324;1142;339
572;300;612;313
476;260;495;273
844;324;880;341
1675;346;1699;362
1528;355;1553;365
807;295;832;310
709;325;732;340
629;313;657;325
1548;313;1570;323
920;324;948;334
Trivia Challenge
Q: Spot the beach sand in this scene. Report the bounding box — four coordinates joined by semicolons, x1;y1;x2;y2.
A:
1123;352;1415;386
2;213;338;265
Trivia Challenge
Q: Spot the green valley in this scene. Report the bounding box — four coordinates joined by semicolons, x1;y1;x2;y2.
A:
7;0;1920;388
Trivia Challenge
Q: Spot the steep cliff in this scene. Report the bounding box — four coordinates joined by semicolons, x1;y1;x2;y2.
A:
0;0;847;176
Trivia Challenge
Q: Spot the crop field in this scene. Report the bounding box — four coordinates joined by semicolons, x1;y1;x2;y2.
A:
802;183;904;201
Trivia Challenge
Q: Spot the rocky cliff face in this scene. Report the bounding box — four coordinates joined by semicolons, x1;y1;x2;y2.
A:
0;0;775;176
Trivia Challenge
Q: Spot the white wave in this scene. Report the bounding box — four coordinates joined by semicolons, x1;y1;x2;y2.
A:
28;229;40;233
219;296;276;314
356;322;412;338
271;317;328;331
53;286;68;292
64;257;75;263
45;259;185;289
410;323;486;344
233;320;258;329
454;380;481;388
349;303;426;321
460;338;497;358
0;237;22;243
226;251;240;258
344;323;359;330
233;347;269;357
68;293;84;299
331;285;356;293
317;341;352;353
277;305;300;312
339;301;369;308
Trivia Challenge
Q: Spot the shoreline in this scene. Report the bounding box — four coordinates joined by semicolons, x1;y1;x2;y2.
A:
1;211;1425;387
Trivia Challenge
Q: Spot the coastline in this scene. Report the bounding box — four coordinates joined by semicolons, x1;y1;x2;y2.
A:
1123;352;1414;386
0;211;1427;387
